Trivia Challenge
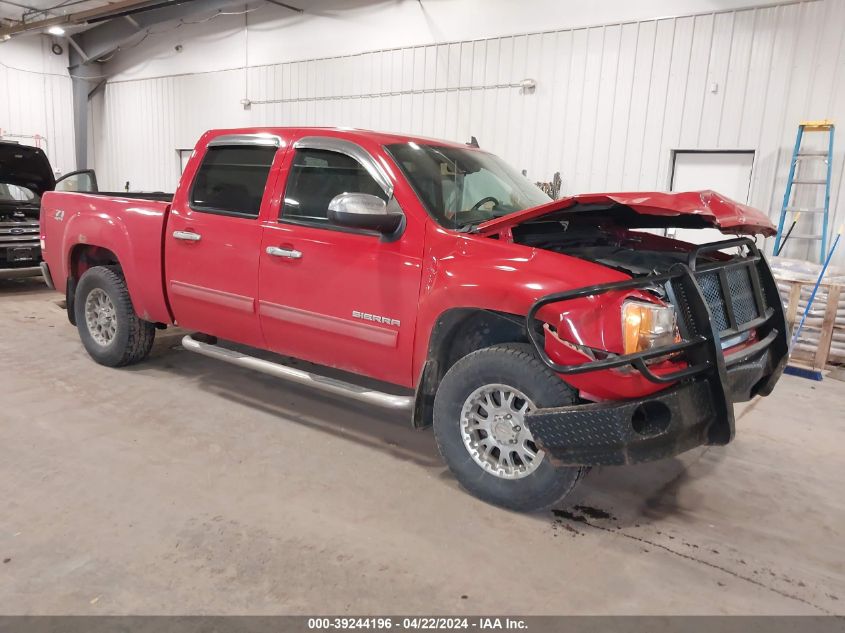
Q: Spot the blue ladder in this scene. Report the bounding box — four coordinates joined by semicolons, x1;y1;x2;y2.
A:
773;120;835;263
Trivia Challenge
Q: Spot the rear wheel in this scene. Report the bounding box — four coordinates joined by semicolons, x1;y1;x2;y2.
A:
74;266;155;367
433;343;586;512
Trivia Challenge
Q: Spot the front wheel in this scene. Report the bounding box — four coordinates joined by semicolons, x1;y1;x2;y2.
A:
74;266;155;367
433;343;586;512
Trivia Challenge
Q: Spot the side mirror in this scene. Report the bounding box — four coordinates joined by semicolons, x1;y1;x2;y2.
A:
328;193;402;234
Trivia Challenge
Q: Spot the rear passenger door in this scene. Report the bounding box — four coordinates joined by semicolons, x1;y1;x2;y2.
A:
165;134;282;347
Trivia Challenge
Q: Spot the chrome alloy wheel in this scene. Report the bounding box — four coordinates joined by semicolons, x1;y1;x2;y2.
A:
459;384;545;480
84;288;117;346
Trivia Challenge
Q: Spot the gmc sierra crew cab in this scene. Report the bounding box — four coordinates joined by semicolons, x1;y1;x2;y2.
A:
40;127;788;511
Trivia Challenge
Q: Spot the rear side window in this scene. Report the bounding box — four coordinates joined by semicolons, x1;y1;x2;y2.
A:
190;145;277;218
281;148;387;225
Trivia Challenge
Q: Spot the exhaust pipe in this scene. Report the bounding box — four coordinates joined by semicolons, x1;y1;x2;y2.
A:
181;334;414;411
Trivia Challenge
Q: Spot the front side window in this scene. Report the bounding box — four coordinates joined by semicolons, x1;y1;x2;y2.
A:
190;145;277;217
281;148;387;225
386;143;550;230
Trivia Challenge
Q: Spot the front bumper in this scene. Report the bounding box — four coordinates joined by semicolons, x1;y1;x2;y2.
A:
524;238;789;467
527;380;713;466
0;265;42;279
527;343;780;466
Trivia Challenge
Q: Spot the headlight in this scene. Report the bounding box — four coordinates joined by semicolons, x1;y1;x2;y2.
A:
621;300;677;355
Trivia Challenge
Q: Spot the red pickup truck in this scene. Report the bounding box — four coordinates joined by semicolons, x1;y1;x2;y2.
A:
40;127;788;511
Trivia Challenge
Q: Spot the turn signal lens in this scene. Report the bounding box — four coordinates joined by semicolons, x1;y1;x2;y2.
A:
622;300;677;355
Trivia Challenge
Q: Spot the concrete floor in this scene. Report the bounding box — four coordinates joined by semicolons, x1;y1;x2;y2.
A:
1;277;843;615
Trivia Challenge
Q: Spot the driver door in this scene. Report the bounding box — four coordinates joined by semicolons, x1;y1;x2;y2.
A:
258;138;425;386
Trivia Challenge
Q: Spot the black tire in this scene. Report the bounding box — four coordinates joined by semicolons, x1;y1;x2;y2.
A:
74;265;155;367
433;343;586;512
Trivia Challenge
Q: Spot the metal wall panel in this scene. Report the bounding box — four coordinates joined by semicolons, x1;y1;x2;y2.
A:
97;0;845;263
0;61;75;174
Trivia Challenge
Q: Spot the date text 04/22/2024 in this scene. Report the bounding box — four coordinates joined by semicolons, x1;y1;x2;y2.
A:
307;618;528;630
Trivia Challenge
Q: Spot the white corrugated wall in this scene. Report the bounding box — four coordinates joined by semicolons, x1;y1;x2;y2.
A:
96;0;845;262
0;39;76;174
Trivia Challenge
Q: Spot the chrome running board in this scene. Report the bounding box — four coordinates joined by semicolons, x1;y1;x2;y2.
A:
181;334;414;411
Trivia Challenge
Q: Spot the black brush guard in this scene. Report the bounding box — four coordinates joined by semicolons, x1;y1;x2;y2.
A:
523;237;789;466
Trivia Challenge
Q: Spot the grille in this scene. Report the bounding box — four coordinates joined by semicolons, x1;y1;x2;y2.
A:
0;220;40;248
694;267;761;335
726;267;759;324
670;279;699;338
697;272;729;332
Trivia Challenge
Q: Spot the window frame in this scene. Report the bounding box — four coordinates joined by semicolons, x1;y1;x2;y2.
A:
188;133;282;220
278;136;400;237
54;169;99;194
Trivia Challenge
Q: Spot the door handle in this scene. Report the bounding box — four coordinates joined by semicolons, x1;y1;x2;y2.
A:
266;246;303;259
173;230;202;242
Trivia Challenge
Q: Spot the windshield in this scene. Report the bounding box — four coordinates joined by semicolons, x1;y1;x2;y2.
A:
386;143;550;229
0;183;39;204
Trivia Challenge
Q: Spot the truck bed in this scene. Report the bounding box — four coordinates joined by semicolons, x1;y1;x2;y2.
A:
94;192;173;202
40;190;173;324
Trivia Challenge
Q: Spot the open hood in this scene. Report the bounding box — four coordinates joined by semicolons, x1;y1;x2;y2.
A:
475;190;776;237
0;142;56;197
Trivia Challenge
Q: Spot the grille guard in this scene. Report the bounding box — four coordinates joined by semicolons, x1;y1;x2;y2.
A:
526;237;789;441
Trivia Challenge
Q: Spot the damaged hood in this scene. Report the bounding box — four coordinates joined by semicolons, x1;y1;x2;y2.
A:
0;142;56;197
476;190;776;237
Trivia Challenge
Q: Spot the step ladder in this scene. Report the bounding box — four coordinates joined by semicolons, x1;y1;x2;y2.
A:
773;120;835;262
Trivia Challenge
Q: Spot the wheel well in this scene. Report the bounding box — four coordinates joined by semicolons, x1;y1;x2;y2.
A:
69;244;120;279
66;245;121;325
412;308;528;428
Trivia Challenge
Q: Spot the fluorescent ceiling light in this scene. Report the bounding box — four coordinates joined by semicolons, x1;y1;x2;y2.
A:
47;26;65;36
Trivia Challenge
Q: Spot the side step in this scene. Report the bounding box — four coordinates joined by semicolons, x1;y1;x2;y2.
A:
181;334;414;410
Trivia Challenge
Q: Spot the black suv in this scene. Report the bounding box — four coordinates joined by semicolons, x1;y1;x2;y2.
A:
0;141;97;276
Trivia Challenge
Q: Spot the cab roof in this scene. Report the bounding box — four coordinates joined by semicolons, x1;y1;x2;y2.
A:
203;126;476;150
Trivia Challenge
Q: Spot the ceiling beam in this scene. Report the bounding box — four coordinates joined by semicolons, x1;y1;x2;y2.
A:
63;0;258;170
65;29;89;61
264;0;301;12
0;0;42;14
0;0;161;37
21;0;97;23
71;0;244;64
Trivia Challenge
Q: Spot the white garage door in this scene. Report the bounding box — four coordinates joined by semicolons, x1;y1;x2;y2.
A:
669;151;755;244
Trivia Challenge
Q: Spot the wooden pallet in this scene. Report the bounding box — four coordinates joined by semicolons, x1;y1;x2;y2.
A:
779;278;843;379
